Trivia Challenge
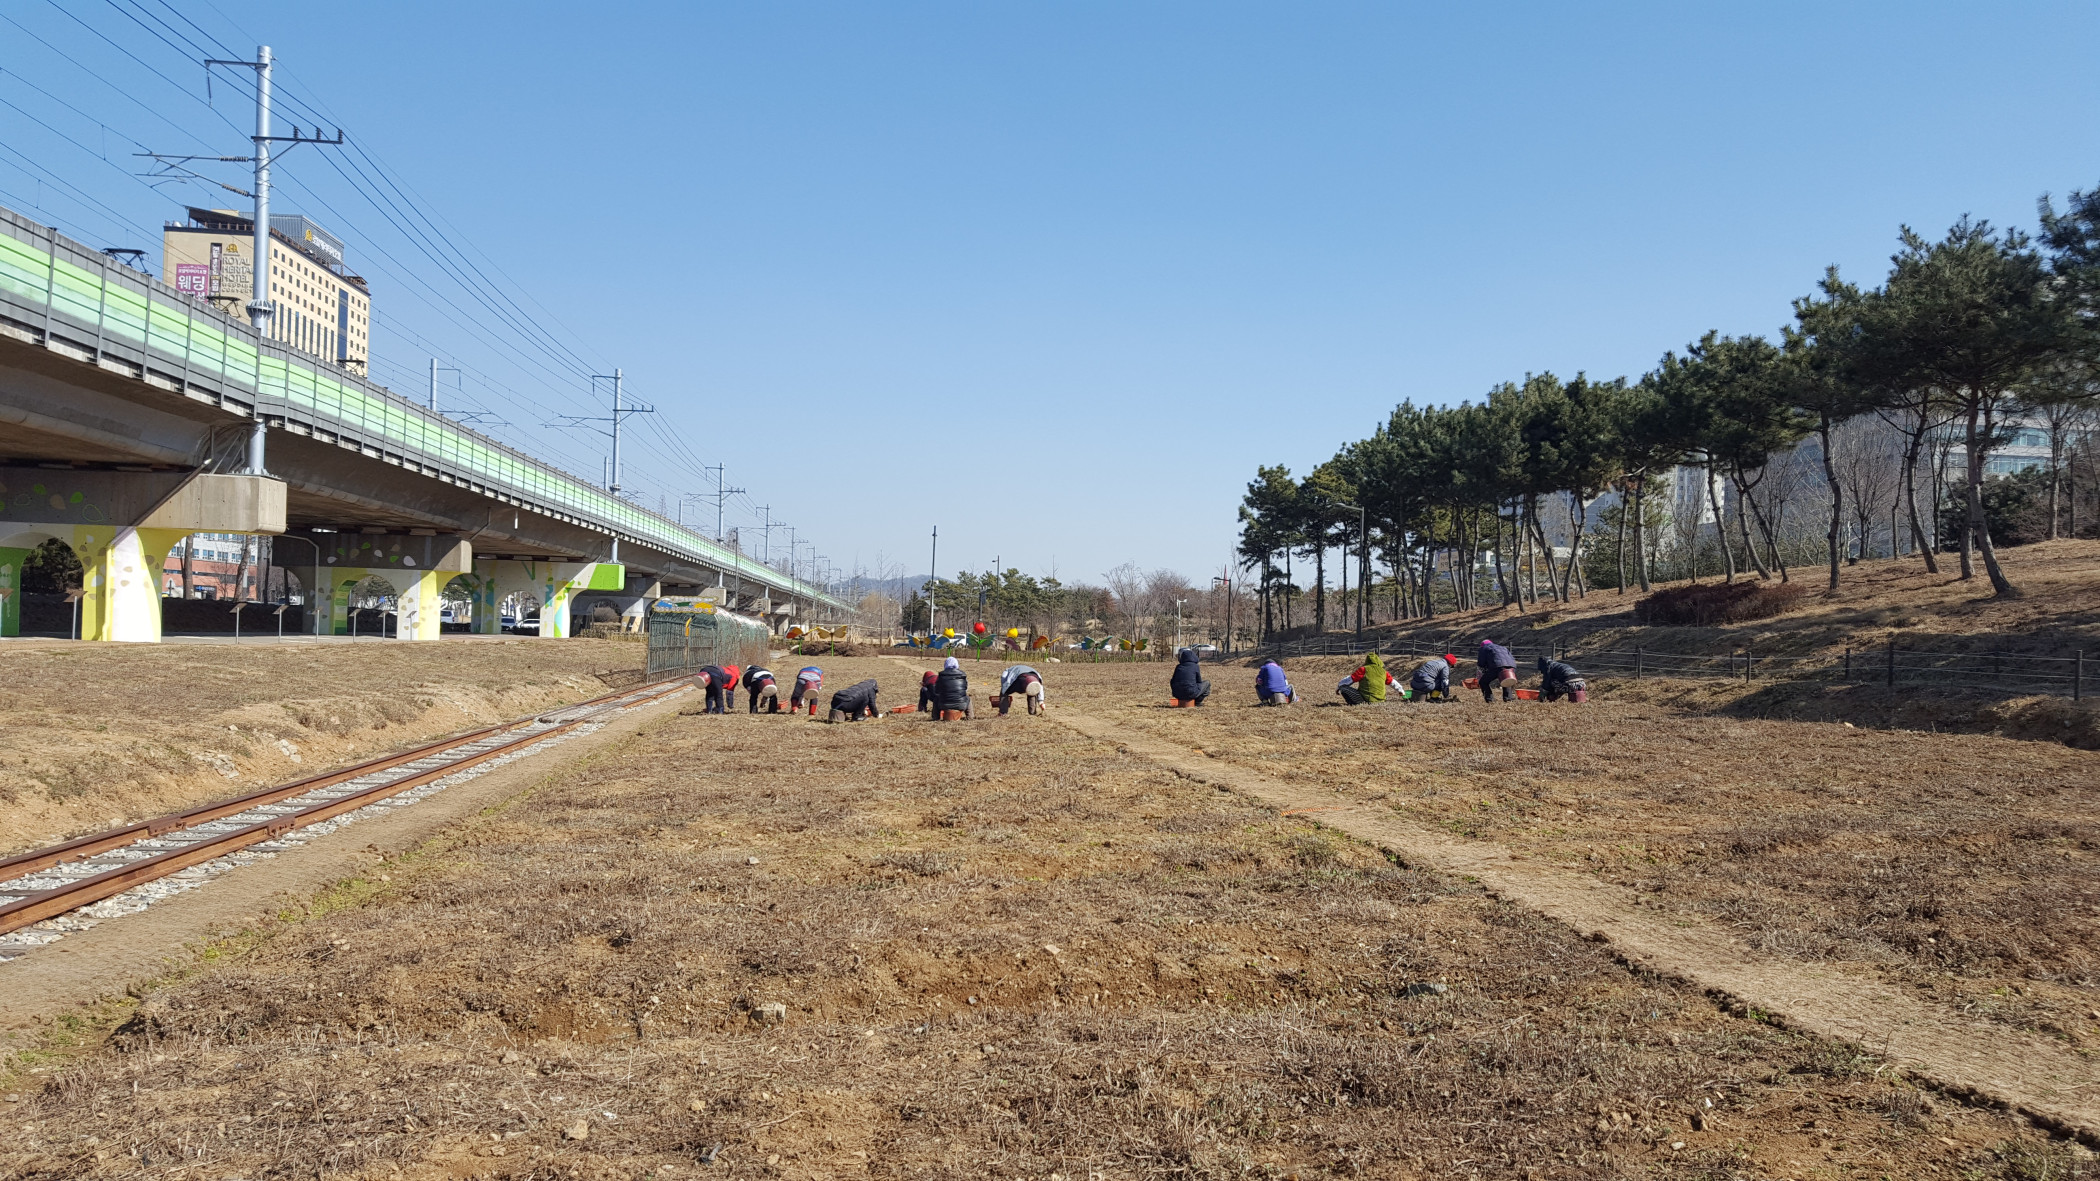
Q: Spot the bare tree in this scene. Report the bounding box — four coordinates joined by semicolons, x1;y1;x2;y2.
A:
1102;563;1146;637
1830;416;1905;561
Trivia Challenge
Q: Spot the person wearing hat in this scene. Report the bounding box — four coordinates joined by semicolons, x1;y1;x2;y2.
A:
696;664;739;714
789;666;824;716
742;664;781;713
995;663;1047;715
1254;659;1295;705
918;669;940;713
1476;639;1517;703
1409;654;1457;702
1536;655;1588;703
932;655;973;720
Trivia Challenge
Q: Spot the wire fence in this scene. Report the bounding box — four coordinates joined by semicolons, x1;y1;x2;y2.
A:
1239;634;2090;701
645;608;772;684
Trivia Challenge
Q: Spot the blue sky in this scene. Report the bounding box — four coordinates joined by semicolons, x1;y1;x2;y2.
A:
3;2;2096;589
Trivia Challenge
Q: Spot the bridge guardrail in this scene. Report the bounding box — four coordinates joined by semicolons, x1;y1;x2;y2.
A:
0;204;841;609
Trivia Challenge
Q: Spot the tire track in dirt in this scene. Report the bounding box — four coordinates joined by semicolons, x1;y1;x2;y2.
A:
1047;703;2100;1141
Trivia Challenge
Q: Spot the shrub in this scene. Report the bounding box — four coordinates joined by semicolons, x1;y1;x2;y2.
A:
1632;580;1806;626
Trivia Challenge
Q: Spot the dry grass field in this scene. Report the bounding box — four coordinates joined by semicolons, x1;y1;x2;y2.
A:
3;657;2094;1180
1347;540;2100;663
0;637;643;855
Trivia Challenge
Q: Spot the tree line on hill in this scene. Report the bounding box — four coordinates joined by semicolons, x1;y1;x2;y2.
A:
1237;188;2100;637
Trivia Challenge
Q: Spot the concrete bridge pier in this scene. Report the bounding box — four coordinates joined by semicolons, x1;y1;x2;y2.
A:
290;530;471;641
474;558;625;639
0;468;284;641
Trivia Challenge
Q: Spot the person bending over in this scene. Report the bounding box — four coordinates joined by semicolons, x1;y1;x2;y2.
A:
743;665;780;713
1410;654;1457;702
932;656;972;720
1477;639;1517;703
697;664;735;714
789;666;823;717
827;677;882;722
1170;647;1211;706
1536;655;1589;703
995;663;1047;715
918;670;939;713
1254;659;1295;705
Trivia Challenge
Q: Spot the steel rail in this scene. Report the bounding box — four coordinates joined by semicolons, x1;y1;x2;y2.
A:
0;678;688;939
0;725;512;882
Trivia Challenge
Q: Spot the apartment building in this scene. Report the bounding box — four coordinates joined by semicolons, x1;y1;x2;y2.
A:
162;208;371;375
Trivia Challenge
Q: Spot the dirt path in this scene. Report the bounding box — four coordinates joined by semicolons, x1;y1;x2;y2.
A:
1047;702;2100;1141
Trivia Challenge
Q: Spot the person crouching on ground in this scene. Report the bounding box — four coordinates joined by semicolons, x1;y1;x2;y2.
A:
789;666;823;716
1477;638;1517;703
1170;647;1211;706
918;669;939;713
1255;659;1295;705
697;664;735;714
1355;652;1395;702
1536;655;1589;702
995;663;1046;715
743;664;780;713
827;677;882;722
933;656;972;720
1410;654;1457;702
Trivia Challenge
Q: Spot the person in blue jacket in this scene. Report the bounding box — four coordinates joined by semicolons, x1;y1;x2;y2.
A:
1254;660;1295;705
1476;639;1517;703
1410;654;1457;702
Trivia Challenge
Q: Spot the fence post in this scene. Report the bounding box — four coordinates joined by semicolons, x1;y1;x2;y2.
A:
1886;640;1896;689
1635;646;1643;680
2077;650;2085;702
1844;646;1851;681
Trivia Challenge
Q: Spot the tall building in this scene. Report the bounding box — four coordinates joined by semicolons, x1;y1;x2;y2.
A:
161;207;371;375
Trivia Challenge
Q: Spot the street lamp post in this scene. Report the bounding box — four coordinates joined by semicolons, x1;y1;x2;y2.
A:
1175;598;1187;652
1211;575;1232;655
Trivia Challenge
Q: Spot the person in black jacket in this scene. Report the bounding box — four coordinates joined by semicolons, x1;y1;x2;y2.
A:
1536;655;1588;702
1170;648;1210;706
932;656;972;719
743;665;780;713
1476;639;1517;703
827;678;882;721
697;664;732;714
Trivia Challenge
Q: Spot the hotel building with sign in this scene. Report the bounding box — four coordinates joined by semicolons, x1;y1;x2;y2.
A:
161;207;371;375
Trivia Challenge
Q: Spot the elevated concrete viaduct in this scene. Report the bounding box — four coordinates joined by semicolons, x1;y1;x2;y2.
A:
0;205;841;640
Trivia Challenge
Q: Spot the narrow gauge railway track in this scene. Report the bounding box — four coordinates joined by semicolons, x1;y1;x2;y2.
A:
0;676;691;943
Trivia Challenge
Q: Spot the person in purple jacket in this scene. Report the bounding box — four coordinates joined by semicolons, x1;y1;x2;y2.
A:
1477;639;1517;703
1254;660;1295;705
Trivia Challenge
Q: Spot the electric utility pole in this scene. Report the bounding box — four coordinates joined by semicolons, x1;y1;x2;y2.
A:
928;525;938;637
754;505;774;562
147;46;341;475
428;358;458;412
553;369;654;496
702;463;744;542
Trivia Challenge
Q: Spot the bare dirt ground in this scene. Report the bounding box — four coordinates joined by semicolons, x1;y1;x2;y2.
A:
2;656;2092;1180
1049;659;2100;1080
0;637;643;856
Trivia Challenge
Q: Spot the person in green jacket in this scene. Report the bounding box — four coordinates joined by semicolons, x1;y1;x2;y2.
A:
1358;652;1390;702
